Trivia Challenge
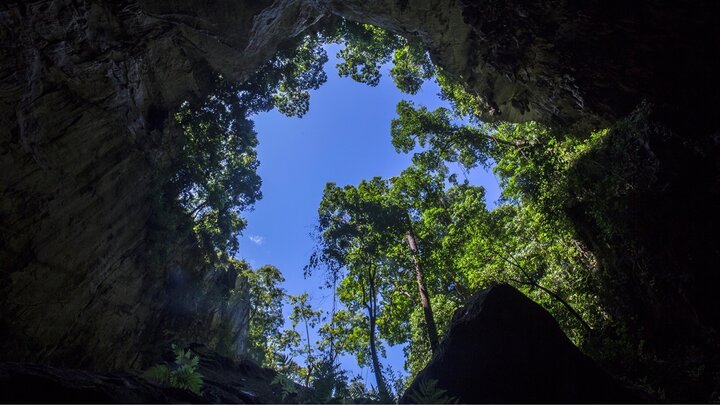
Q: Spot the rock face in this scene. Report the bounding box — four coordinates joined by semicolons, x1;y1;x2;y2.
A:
0;345;292;403
401;284;638;404
325;0;720;131
0;0;323;369
0;362;203;404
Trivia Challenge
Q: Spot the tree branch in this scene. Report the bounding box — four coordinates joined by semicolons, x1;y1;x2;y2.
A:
495;250;593;332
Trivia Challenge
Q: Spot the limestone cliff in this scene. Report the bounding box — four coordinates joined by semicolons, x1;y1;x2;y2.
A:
0;0;324;369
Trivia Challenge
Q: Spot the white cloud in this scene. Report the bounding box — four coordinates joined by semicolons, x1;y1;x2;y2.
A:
248;235;264;245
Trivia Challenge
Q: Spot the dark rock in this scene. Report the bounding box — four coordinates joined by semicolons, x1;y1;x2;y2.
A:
0;345;291;403
0;362;204;404
401;284;639;403
187;344;289;404
0;0;323;369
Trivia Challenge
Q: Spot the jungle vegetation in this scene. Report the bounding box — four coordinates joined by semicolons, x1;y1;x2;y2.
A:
159;19;652;402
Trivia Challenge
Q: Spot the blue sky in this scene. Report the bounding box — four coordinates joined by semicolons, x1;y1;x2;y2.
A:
238;44;501;390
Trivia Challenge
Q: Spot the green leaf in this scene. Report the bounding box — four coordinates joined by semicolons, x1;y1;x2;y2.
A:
143;365;170;384
407;378;458;404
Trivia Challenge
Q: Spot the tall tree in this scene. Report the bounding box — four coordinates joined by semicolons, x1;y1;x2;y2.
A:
310;177;440;354
309;178;397;400
241;263;287;365
389;97;607;344
310;168;479;358
343;259;393;403
404;222;439;352
388;167;451;353
288;293;322;388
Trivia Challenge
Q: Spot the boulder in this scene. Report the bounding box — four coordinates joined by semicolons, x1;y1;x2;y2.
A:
401;284;639;403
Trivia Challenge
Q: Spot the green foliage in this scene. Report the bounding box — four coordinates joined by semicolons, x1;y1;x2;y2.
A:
390;43;435;94
144;345;204;394
157;17;645;399
347;376;370;400
268;34;329;117
326;19;476;121
310;165;495;384
264;330;303;376
391;100;494;173
323;20;435;95
385;365;409;403
310;359;350;403
288;292;323;387
344;375;382;403
272;373;299;401
170;360;204;394
159;20;439;267
236;32;330;118
406;379;458;404
390;100;610;349
436;70;493;119
563;103;661;240
289;293;323;332
239;265;333;393
160;32;331;264
172;86;261;260
143;364;171;383
302;26;617;381
256;291;328;393
325;21;403;87
403;294;460;376
386;83;612;345
242;263;287;366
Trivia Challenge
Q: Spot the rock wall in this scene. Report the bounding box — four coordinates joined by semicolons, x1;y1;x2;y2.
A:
0;0;323;369
0;345;291;403
325;0;720;131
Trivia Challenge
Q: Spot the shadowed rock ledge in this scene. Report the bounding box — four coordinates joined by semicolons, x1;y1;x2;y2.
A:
401;284;640;404
0;345;294;403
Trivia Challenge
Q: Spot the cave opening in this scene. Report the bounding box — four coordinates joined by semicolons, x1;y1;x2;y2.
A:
2;1;719;403
242;40;500;391
166;23;615;400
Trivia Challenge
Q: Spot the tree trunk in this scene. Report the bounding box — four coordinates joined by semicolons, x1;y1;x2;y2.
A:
369;312;391;402
497;253;593;332
405;226;440;353
367;272;392;402
303;315;313;388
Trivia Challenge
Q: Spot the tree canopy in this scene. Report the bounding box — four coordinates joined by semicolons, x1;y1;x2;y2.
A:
153;17;650;402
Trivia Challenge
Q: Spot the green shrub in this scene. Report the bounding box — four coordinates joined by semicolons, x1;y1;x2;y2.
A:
143;344;204;394
407;378;458;404
271;373;298;401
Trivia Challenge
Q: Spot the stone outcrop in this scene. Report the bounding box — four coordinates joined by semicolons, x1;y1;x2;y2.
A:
0;344;292;403
401;284;639;403
0;362;204;403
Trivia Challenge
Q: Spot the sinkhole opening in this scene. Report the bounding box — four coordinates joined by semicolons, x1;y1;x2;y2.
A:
164;21;609;400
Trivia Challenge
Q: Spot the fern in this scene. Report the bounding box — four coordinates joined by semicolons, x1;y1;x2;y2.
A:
143;364;171;382
143;345;204;395
170;364;203;394
272;373;298;400
407;378;458;404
